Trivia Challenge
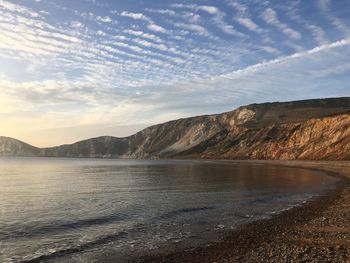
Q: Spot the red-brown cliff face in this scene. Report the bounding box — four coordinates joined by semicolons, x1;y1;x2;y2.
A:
191;114;350;160
1;97;349;160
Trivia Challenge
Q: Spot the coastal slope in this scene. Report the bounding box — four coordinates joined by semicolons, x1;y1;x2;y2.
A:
0;136;40;157
1;97;349;160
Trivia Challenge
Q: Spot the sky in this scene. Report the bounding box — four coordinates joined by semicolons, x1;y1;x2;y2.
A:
0;0;350;147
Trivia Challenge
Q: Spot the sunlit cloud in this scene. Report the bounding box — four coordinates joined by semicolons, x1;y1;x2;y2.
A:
0;0;349;146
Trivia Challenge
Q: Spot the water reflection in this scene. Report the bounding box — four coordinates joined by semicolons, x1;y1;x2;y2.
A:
0;158;337;263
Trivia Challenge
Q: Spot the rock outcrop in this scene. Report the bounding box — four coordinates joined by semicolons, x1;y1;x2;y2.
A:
1;97;349;160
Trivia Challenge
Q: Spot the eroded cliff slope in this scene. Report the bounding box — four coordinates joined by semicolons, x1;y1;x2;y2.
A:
1;97;349;160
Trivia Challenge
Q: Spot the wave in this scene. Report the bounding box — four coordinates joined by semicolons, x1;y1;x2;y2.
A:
19;230;129;263
0;213;127;241
16;206;215;262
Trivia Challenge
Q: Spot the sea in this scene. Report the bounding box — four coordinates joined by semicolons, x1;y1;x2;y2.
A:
0;157;338;262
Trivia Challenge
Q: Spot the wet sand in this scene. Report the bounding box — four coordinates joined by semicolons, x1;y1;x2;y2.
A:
131;161;350;263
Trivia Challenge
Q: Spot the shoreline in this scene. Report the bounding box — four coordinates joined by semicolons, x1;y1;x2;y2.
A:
130;161;350;263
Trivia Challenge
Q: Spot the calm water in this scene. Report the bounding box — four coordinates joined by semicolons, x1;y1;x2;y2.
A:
0;158;338;263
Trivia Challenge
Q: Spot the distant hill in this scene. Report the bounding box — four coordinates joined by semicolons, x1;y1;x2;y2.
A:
0;137;40;157
1;97;350;160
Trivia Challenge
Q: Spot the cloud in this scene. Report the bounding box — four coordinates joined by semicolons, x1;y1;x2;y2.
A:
120;11;168;34
258;46;281;55
140;39;350;117
222;39;350;78
132;38;177;54
197;5;219;15
70;20;85;29
317;0;350;36
1;0;349;147
171;3;244;37
145;8;176;16
213;15;244;37
204;7;245;37
309;25;328;44
182;12;201;23
120;11;151;22
174;23;211;37
284;2;329;45
262;8;301;40
95;15;112;23
0;4;180;90
124;29;163;42
226;1;247;14
226;1;265;36
236;17;263;33
147;23;167;33
0;0;41;18
107;41;149;54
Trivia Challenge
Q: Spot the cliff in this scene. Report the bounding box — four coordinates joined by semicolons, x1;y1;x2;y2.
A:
1;97;349;160
0;137;40;157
